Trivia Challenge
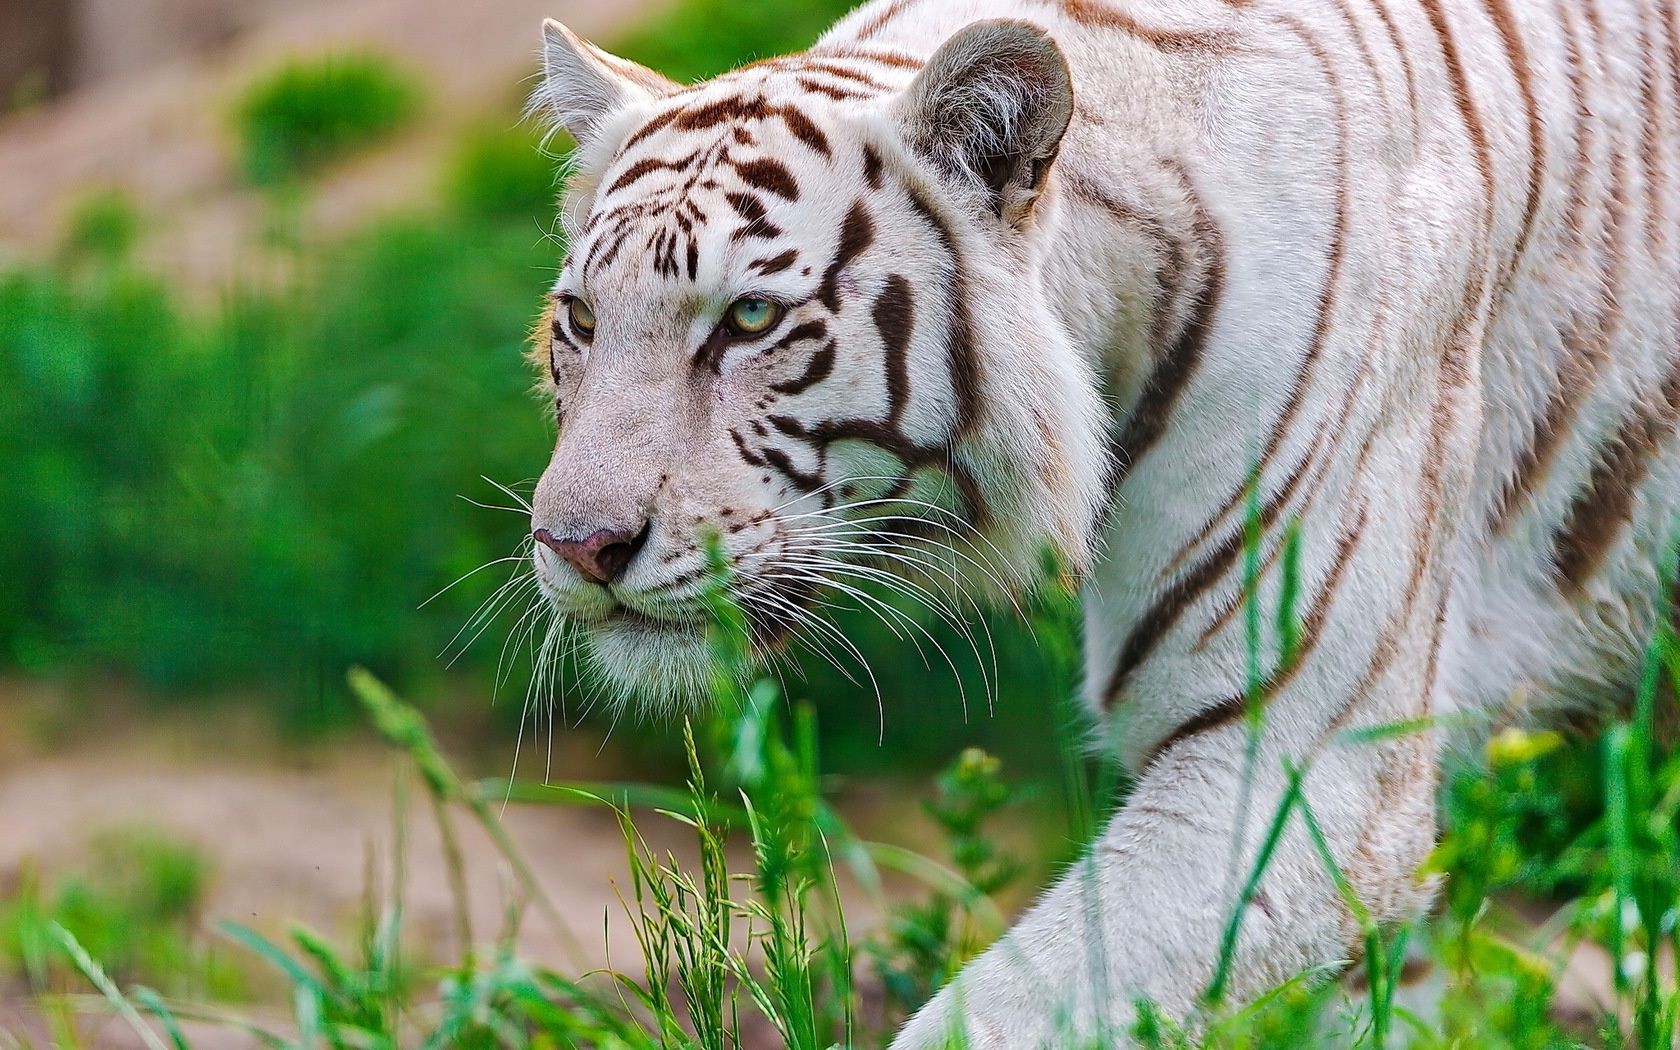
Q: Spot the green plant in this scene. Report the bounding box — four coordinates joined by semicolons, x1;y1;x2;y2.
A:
871;747;1024;1020
24;530;1680;1049
234;53;422;186
58;189;143;264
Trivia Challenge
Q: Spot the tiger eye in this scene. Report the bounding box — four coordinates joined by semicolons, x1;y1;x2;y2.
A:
726;297;782;336
567;297;596;336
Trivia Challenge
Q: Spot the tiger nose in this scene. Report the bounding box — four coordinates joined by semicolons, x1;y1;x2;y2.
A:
533;524;648;586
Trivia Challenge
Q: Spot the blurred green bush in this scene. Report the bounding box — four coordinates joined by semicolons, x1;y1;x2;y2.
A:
0;829;244;999
614;0;860;80
0;179;552;716
234;53;422;186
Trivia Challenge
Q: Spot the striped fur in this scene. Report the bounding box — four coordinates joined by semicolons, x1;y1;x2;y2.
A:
524;1;1680;1043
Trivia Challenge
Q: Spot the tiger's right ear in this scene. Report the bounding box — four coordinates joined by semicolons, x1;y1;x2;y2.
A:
892;19;1072;228
535;19;677;150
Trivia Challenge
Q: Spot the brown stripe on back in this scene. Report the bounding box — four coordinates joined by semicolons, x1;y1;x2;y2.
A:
725;191;770;225
1059;0;1240;53
1667;4;1680;186
1105;165;1223;487
606;151;701;196
798;77;860;101
1634;1;1669;251
790;60;894;91
1555;0;1596;252
1552;355;1680;591
852;0;915;40
1367;0;1421;122
1491;1;1626;533
1316;334;1475;751
1490;172;1626;531
1171;276;1382;579
735;158;800;200
1189;353;1377;646
1187;438;1325;651
620;108;681;152
667;95;832;156
807;46;924;70
1417;0;1496;239
1481;0;1547;287
1327;0;1393;115
779;107;832;156
672;95;754;131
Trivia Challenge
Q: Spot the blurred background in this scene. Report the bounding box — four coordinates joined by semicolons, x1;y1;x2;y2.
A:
0;0;1086;1039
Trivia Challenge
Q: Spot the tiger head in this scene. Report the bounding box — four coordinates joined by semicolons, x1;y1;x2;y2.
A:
526;18;1108;704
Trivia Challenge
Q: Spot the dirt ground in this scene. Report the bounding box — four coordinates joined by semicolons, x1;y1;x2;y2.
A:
0;675;713;1047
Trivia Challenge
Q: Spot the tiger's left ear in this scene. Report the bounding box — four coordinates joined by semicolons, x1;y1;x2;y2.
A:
892;19;1073;227
535;19;678;151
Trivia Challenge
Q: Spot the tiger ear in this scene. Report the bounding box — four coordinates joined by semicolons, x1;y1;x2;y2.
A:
893;20;1073;227
536;19;678;150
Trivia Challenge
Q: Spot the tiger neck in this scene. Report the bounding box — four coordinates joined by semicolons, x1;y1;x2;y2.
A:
1046;156;1216;447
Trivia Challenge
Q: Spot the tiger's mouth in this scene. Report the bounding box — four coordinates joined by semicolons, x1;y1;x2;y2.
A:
592;603;703;633
571;579;816;703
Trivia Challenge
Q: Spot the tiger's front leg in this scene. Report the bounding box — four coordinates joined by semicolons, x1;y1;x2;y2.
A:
893;715;1439;1048
896;441;1466;1046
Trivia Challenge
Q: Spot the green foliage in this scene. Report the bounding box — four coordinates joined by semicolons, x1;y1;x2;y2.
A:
0;185;553;715
235;53;422;186
20;546;1680;1049
443;122;561;222
871;747;1025;1019
58;189;143;264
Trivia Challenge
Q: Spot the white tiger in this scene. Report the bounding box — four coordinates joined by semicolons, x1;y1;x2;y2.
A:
524;0;1680;1044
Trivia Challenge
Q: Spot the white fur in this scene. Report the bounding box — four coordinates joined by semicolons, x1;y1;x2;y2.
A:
529;0;1680;1044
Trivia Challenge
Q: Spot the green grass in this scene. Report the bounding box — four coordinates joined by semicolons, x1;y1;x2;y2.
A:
234;53;423;186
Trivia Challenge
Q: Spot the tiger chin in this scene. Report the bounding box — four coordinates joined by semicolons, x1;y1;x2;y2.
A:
520;0;1680;1046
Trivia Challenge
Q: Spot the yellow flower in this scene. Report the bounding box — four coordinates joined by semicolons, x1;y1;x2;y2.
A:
1485;727;1563;766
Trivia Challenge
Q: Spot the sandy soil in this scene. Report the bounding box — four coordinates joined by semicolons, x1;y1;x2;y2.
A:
0;675;708;1047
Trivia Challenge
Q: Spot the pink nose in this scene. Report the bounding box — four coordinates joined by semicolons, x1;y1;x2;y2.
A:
533;526;646;585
